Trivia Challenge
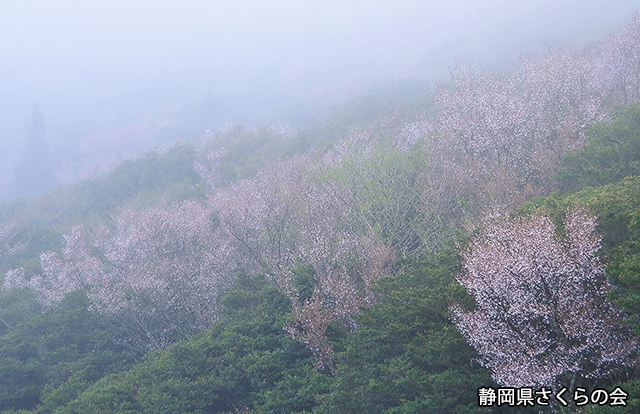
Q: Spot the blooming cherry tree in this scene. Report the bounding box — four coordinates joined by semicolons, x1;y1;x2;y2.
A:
209;153;393;363
453;210;638;388
430;52;608;212
31;226;106;306
88;200;233;350
606;12;640;104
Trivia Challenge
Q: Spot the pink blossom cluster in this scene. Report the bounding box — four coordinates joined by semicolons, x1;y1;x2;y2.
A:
404;15;640;214
209;153;394;336
453;210;638;388
605;12;640;105
89;200;234;349
4;201;233;350
34;226;107;306
2;227;105;304
429;51;608;211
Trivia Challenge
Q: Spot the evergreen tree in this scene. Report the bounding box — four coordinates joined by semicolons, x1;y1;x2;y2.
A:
10;104;58;198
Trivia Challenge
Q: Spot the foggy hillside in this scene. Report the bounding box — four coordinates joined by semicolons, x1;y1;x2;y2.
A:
1;0;638;200
2;3;640;413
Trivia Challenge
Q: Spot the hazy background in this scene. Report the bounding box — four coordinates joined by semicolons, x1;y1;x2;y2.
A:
1;0;638;200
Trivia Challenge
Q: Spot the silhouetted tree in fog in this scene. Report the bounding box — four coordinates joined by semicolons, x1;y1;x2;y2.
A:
10;104;58;198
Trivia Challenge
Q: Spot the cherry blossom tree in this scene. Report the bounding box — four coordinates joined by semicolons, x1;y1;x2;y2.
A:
453;209;638;389
4;200;232;351
2;226;105;303
398;14;640;228
87;199;233;350
30;226;106;306
430;52;608;213
209;153;393;363
605;11;640;105
212;152;392;295
208;155;312;278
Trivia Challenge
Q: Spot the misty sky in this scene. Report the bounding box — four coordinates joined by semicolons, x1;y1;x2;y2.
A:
0;0;638;199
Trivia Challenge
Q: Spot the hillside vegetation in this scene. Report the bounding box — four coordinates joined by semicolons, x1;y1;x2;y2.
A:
2;14;640;414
